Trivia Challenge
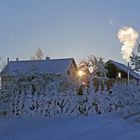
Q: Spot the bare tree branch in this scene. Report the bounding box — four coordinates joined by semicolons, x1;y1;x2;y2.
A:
31;47;45;60
78;55;107;77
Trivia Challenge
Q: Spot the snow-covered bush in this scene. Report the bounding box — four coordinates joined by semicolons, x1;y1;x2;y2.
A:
1;73;140;118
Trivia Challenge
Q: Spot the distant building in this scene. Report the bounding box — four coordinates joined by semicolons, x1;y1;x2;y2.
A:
106;60;140;80
0;58;78;89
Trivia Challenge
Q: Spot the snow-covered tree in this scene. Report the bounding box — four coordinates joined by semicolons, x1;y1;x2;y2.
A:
31;47;45;60
79;55;107;77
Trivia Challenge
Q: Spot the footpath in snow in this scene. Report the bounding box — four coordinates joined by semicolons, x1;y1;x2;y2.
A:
1;113;140;140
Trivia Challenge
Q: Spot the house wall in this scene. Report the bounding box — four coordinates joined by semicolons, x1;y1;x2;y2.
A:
106;63;137;80
67;62;78;81
1;66;78;89
1;60;79;89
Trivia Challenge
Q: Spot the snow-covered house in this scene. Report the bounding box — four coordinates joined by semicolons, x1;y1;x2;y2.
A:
0;58;78;89
106;60;140;80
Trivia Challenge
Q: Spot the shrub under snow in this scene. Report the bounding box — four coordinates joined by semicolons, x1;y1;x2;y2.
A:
1;73;140;118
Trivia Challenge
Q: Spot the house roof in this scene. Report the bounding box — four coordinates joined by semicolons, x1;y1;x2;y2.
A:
107;60;140;80
1;58;77;76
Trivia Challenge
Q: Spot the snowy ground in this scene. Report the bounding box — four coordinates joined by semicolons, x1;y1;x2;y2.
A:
1;113;140;140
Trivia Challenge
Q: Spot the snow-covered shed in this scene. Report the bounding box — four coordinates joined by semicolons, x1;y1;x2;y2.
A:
0;58;78;89
106;60;140;80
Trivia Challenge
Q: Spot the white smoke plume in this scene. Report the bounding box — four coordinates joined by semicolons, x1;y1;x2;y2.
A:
117;27;139;62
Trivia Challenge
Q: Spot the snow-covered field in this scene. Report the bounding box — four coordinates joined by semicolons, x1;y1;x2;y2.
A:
1;113;140;140
1;75;140;140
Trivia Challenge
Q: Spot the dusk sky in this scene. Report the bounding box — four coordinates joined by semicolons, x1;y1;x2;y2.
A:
0;0;140;64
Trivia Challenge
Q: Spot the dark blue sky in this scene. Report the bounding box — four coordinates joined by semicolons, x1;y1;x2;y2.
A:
0;0;140;63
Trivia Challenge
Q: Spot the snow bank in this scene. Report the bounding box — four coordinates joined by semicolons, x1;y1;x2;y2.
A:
1;113;140;140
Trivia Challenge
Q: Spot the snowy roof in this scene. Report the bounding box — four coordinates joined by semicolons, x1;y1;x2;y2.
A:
107;60;140;80
1;58;77;76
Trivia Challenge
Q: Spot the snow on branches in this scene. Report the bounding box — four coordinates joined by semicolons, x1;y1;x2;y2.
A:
1;73;140;118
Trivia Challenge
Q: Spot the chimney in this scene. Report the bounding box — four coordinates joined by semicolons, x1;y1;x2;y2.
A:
46;56;50;60
16;58;19;61
7;58;10;64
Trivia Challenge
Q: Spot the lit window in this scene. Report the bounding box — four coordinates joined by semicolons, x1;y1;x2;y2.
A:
118;72;121;78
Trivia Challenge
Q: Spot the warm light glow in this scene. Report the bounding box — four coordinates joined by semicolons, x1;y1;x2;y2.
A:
118;72;121;78
78;70;84;77
82;81;86;85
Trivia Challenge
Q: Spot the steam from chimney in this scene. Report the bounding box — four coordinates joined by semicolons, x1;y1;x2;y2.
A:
117;27;139;62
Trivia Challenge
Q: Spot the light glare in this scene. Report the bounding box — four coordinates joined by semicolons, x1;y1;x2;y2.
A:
78;70;83;77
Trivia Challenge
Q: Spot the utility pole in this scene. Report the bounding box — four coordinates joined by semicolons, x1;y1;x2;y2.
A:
127;62;130;86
